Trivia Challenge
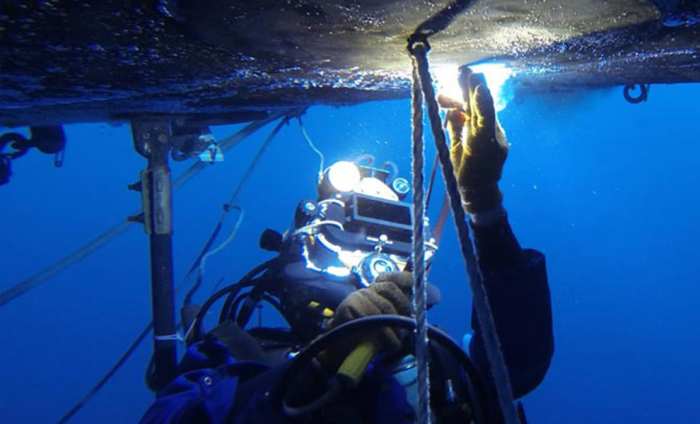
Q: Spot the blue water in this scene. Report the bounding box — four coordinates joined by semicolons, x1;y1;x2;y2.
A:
2;83;699;423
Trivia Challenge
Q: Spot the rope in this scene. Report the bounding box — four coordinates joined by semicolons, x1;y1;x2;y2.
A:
409;40;521;424
410;63;432;424
425;154;440;209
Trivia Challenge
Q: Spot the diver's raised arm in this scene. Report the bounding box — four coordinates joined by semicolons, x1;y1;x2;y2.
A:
439;67;554;409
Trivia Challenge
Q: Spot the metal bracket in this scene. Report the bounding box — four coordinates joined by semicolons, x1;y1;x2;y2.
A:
131;121;173;236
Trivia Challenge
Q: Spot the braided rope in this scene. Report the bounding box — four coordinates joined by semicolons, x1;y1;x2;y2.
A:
409;41;521;424
410;64;431;424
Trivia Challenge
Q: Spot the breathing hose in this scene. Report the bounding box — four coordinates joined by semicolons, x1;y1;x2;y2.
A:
279;315;487;424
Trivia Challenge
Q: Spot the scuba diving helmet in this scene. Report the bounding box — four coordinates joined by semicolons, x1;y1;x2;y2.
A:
290;157;438;287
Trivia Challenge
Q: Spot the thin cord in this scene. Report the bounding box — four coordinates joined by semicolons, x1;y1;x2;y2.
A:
55;324;153;424
184;208;244;307
197;208;245;280
298;117;324;183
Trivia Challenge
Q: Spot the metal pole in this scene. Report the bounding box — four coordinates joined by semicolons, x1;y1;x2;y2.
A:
131;120;177;393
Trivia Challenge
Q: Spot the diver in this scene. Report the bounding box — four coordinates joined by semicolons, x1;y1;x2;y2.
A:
139;68;554;424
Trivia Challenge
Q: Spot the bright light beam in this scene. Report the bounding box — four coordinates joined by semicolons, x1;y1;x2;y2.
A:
433;63;514;111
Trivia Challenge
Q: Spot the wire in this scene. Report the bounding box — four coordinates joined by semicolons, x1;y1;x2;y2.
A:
298;117;324;183
198;207;245;276
183;207;245;306
54;324;153;424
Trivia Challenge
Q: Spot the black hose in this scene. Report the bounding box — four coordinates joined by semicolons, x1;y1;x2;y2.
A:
224;289;285;329
189;283;251;343
411;0;478;40
219;277;268;324
278;315;487;424
235;274;273;327
227;292;250;323
190;259;277;344
260;294;283;318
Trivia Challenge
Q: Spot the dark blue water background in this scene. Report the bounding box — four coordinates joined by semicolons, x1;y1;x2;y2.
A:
1;83;699;423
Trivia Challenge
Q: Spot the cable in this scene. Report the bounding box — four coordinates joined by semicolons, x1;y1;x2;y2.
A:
184;207;245;306
55;324;153;424
298;117;324;183
198;207;245;277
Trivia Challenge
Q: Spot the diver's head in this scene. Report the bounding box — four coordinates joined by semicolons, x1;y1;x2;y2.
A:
291;156;437;287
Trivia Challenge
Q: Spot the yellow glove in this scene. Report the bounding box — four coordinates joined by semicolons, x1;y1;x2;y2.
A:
438;67;509;214
330;271;413;351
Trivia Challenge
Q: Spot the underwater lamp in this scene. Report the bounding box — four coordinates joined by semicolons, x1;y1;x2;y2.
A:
327;161;362;192
319;160;410;201
434;63;514;111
